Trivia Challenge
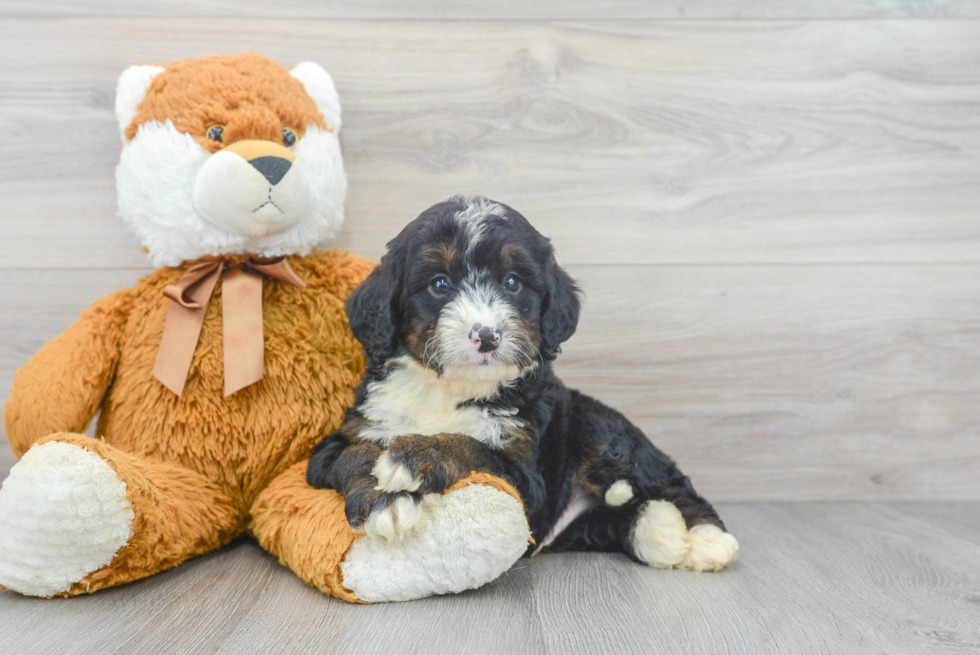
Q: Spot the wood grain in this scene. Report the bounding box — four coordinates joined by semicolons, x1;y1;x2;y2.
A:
2;19;980;268
3;263;977;502
0;503;976;654
2;1;979;20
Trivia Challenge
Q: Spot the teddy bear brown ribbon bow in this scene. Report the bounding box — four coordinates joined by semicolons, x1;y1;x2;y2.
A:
152;257;306;397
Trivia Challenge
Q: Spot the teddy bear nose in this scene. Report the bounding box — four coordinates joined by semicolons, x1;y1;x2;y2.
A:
249;156;292;186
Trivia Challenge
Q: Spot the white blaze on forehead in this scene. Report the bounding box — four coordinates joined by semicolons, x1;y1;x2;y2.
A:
451;195;505;257
444;272;507;330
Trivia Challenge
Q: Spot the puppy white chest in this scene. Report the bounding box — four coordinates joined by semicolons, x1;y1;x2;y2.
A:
358;357;523;449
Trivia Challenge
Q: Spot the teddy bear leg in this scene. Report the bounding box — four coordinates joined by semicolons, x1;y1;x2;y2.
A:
250;460;361;602
250;463;530;603
0;433;241;597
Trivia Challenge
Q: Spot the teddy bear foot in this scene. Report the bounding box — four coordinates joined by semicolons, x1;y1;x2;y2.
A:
0;441;134;597
340;482;530;602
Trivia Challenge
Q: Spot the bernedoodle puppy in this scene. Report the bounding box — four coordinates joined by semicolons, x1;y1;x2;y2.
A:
308;196;739;572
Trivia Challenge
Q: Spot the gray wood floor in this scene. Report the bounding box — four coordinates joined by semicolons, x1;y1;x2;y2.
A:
2;1;979;653
1;502;978;654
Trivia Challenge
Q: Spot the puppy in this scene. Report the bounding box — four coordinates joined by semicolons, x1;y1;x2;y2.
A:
308;196;738;572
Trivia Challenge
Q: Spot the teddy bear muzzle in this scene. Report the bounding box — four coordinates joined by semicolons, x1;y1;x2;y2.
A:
193;138;315;239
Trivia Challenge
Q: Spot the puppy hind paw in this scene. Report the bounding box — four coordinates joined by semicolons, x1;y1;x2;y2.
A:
631;500;738;572
362;495;426;541
680;524;739;572
372;451;421;493
631;500;689;568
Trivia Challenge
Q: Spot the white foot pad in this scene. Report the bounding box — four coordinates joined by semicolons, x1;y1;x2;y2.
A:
0;441;134;596
341;484;529;602
632;500;738;572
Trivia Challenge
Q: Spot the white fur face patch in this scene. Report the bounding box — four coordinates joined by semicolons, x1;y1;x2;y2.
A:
117;122;346;267
358;356;527;448
430;271;537;379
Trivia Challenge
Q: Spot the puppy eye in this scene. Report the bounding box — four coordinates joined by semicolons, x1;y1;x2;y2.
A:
281;127;298;147
430;274;451;295
503;273;522;293
206;124;225;143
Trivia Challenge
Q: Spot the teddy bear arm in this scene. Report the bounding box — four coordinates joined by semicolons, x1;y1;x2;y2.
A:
4;289;133;458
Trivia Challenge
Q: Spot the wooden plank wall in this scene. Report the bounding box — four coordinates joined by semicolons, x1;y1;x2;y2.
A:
1;3;978;502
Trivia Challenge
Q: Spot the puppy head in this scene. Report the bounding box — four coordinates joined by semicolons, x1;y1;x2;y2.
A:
115;53;346;267
346;196;581;383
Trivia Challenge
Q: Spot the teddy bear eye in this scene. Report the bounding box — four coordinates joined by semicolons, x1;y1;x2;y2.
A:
281;128;298;147
206;125;225;143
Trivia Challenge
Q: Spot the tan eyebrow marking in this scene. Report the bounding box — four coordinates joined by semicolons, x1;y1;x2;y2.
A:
500;243;534;270
421;243;457;269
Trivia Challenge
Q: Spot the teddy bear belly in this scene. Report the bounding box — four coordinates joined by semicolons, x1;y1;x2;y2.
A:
96;340;357;510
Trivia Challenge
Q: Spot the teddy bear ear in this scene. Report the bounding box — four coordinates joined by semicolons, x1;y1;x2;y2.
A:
115;65;165;140
290;62;342;132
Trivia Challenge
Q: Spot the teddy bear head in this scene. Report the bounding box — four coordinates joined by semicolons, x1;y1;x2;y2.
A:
115;53;346;267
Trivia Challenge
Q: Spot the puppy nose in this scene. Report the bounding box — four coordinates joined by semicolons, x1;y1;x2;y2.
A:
249;156;292;186
470;324;501;353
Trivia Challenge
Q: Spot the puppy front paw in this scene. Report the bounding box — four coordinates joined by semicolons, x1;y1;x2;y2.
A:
374;442;459;495
362;495;426;541
344;487;426;541
372;451;422;493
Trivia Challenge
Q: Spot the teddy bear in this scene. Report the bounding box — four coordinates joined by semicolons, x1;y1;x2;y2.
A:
0;53;530;603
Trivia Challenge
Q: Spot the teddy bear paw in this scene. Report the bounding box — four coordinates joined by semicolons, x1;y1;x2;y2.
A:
0;441;134;597
340;483;529;602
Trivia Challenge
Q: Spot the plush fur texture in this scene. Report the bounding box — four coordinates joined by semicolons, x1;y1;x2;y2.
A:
308;196;738;574
1;252;371;596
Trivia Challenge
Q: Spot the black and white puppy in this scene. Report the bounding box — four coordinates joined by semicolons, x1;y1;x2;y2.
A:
308;196;738;572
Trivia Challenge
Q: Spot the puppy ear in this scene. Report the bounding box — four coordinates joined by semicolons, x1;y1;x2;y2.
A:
346;256;400;360
540;261;581;360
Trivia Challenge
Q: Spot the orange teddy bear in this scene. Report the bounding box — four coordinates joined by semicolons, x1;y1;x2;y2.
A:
0;54;529;602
